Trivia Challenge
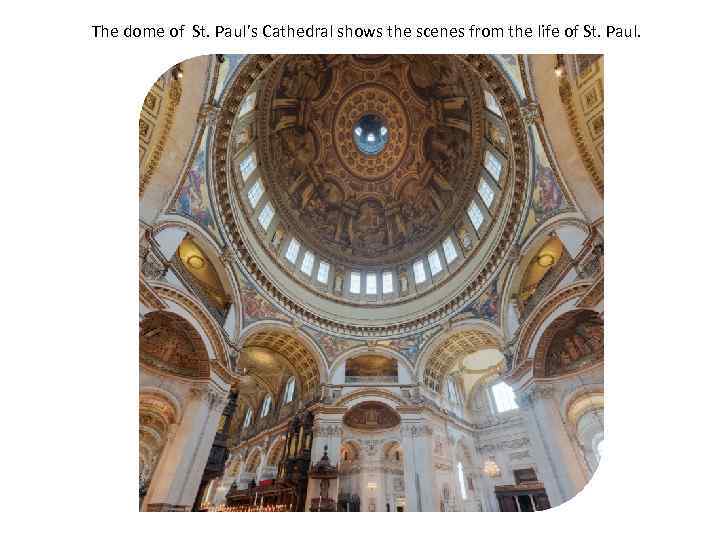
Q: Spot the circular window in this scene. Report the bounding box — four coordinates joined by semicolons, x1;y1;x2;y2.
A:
353;114;388;155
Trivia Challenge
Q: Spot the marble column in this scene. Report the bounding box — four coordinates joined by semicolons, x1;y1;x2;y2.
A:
519;384;589;507
144;385;228;511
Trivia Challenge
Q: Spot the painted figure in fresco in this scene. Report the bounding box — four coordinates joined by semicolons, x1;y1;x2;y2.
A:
354;200;387;252
176;154;215;231
532;163;565;219
280;127;316;171
278;56;327;100
546;311;603;375
241;287;287;322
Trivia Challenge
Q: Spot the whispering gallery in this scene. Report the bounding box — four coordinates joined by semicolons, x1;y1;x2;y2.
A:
138;54;604;512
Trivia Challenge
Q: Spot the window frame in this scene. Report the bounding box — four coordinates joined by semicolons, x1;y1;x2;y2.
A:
491;381;519;413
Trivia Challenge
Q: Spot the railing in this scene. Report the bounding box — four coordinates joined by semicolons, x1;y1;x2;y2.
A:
344;376;398;384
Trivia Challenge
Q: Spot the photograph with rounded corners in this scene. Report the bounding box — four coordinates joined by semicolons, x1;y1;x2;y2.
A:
139;54;604;512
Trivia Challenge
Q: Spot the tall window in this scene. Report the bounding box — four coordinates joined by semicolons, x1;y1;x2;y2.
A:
382;271;394;294
484;89;502;117
260;394;272;418
242;408;253;428
285;238;300;263
484;150;502;180
239;152;257;181
413;260;427;284
258;202;274;230
350;272;361;294
317;261;330;284
447;377;462;405
239;92;257;116
478;180;495;208
366;273;377;295
428;250;442;276
248;178;264;208
491;381;518;413
467;200;484;230
283;377;295;404
443;237;458;264
457;462;467;500
300;251;315;275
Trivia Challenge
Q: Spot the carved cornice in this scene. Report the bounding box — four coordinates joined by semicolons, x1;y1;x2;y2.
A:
333;388;409;408
140;77;183;197
558;76;603;197
476;436;530;455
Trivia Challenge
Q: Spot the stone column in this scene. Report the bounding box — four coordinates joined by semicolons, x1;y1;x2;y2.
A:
306;419;342;510
518;384;589;507
400;423;438;512
312;418;343;463
142;423;177;511
144;385;228;511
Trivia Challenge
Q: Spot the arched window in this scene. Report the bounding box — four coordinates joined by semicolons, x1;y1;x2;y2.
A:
283;376;296;405
260;394;273;418
491;381;518;413
457;462;467;500
242;407;253;428
447;377;462;405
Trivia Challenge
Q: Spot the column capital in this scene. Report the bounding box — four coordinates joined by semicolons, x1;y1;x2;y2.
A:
518;384;557;408
189;385;228;412
312;423;343;438
400;422;433;439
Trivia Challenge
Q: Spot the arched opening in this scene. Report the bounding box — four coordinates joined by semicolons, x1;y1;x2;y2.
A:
140;311;210;379
138;390;180;507
534;309;604;378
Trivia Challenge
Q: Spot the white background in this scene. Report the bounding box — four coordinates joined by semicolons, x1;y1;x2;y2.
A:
1;1;718;538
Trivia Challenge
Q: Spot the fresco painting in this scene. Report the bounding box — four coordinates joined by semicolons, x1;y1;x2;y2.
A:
174;129;220;237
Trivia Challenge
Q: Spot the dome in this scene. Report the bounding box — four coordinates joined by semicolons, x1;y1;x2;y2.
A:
213;54;529;336
257;55;479;267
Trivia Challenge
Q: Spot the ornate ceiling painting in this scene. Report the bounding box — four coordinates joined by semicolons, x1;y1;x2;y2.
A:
451;277;500;325
172;129;220;239
257;54;479;267
534;310;603;378
520;125;570;242
211;53;531;337
343;401;401;431
234;267;292;325
140;311;210;379
303;326;360;362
